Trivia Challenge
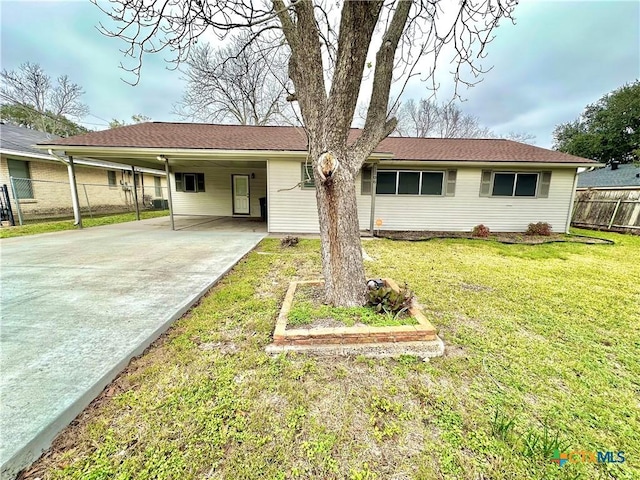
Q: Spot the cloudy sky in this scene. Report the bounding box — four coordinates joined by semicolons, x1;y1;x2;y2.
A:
1;0;638;147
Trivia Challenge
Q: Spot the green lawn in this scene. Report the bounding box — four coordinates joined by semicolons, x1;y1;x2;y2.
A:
0;210;169;239
26;230;639;480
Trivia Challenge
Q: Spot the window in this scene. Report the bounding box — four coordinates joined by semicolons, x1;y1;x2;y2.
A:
491;172;538;197
301;163;315;188
107;170;117;187
174;172;205;193
376;171;397;194
154;176;162;197
398;172;420;194
361;166;372;194
375;170;446;196
421;172;444;195
481;171;551;198
7;159;33;199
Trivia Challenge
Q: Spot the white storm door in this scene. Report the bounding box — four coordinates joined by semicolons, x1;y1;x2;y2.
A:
232;174;250;215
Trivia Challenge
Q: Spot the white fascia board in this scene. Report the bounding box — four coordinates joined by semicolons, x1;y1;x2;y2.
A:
0;148;58;162
377;160;597;169
35;145;395;162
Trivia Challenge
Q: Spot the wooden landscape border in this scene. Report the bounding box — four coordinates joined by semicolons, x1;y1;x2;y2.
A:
273;278;437;346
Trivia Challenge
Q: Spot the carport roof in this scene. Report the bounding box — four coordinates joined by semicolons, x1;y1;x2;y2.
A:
38;122;596;164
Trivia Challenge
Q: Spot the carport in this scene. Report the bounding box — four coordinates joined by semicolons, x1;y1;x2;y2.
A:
35;123;310;233
0;220;266;478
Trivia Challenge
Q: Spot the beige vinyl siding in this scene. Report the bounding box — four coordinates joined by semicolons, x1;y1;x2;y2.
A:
171;165;266;217
268;159;319;232
268;159;373;233
268;160;577;233
373;167;577;232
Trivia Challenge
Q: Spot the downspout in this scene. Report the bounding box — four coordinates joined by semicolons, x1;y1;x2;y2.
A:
565;168;579;234
159;156;175;231
369;162;378;235
49;149;82;228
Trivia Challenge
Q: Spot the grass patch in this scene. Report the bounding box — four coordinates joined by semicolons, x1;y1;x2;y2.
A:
23;231;640;480
0;210;169;238
287;284;418;328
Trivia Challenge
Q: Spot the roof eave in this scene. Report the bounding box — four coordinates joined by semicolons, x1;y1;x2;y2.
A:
379;159;593;168
35;144;394;161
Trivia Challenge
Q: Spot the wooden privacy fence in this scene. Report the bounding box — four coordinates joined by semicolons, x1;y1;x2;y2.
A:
572;189;640;233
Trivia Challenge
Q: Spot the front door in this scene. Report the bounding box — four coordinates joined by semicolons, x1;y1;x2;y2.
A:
232;174;250;215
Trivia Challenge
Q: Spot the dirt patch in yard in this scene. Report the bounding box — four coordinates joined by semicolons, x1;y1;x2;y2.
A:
376;230;613;244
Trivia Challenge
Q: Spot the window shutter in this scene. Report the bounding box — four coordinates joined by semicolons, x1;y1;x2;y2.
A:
361;167;372;194
175;173;183;192
538;171;552;198
479;170;492;196
445;170;457;196
196;173;205;192
301;163;315;188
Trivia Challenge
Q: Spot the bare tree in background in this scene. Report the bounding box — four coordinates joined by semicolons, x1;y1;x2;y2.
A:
501;131;536;143
173;35;294;125
93;0;517;306
397;99;490;138
0;62;88;135
397;98;536;143
109;114;152;129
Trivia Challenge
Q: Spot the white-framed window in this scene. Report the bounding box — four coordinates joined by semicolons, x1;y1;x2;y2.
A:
480;170;551;198
175;172;205;193
7;159;33;199
375;170;453;196
107;170;117;187
301;163;315;189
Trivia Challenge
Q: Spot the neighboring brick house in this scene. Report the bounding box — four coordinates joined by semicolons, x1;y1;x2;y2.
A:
0;123;166;222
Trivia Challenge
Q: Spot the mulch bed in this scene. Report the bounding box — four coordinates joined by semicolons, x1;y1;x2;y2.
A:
375;231;613;245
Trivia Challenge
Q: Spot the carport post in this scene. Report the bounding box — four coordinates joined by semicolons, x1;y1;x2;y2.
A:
131;166;141;221
369;163;378;233
163;157;175;231
68;156;82;228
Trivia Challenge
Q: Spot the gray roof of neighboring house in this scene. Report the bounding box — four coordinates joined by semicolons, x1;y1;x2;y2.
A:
577;163;640;188
0;122;61;157
0;122;164;174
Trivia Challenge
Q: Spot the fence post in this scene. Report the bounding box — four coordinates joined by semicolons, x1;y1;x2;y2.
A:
608;198;622;229
82;184;93;219
9;176;24;226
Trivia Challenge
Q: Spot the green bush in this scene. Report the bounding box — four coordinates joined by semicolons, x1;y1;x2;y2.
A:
367;283;414;315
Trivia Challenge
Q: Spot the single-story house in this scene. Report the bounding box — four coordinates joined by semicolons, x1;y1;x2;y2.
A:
577;162;640;191
0;122;167;223
573;162;640;231
36;122;596;234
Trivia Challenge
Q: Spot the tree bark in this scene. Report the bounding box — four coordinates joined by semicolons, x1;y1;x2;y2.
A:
312;147;367;306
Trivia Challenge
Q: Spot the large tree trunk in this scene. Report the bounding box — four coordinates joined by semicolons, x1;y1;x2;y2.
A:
313;148;367;306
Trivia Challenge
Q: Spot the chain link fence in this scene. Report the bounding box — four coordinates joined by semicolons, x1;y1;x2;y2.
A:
6;177;169;225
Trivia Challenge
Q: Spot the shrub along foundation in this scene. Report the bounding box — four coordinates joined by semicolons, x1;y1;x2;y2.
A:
267;278;444;359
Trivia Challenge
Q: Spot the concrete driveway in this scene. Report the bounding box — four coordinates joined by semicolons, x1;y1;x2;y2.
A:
0;218;265;479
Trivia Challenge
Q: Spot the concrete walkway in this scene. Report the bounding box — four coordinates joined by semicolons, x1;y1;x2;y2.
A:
0;219;265;479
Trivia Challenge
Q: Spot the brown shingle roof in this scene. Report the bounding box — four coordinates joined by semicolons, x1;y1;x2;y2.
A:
40;122;595;164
